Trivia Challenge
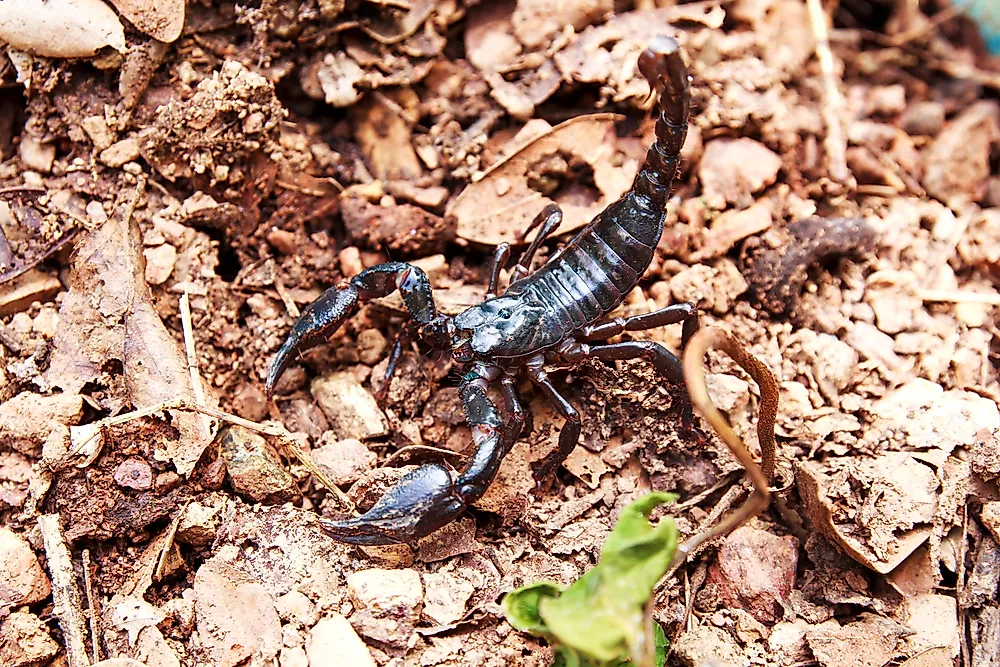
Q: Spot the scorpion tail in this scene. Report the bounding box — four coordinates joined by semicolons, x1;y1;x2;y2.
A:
320;366;507;545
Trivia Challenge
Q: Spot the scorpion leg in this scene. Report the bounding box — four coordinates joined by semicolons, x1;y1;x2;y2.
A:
509;204;563;284
266;262;441;397
372;325;412;405
571;340;685;385
319;363;510;545
527;355;582;481
581;302;699;348
500;375;525;453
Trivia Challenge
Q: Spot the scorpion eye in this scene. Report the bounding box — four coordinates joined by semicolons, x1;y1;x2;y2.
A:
497;307;513;320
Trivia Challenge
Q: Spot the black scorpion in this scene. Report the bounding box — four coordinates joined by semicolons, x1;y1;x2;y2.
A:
266;36;700;545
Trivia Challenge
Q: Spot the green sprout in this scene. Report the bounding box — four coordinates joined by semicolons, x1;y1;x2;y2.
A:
502;492;678;667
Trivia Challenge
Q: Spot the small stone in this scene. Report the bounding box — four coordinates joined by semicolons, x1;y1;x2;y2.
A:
280;645;309;667
311;435;376;486
143;243;177;285
339;246;363;278
347;568;423;620
0;393;84;457
416;517;480;563
899;101;946;137
669;260;749;315
767;620;812;667
194;558;282;667
982;501;1000;543
311;372;388;440
356;329;388;366
275;590;318;627
805;615;907;667
31;307;59;337
219;426;301;504
699;138;782;209
233;384;268;422
0;611;59;667
199;457;227;491
674;625;748;667
177;499;224;546
114;458;154;490
0;528;51;607
706;525;798;623
18;135;55;173
266;227;298;255
80;115;114;150
100;137;142;168
154;471;182;493
867;84;906;116
0;269;62;318
923;101;999;204
422;572;474;625
307;614;376;667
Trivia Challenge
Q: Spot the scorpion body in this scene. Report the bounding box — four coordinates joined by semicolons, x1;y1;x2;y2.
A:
266;36;699;545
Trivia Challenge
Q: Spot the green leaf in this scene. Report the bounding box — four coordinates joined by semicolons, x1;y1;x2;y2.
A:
502;492;679;667
502;581;563;636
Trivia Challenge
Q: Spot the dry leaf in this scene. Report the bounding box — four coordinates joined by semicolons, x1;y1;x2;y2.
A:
112;597;165;646
46;185;216;475
796;452;940;573
448;113;636;245
106;0;185;43
0;0;126;58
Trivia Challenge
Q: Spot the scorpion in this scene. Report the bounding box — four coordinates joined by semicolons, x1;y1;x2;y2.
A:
265;36;774;552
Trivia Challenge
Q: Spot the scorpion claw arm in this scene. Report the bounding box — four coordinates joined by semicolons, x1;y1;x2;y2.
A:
266;283;359;396
319;464;465;545
266;262;443;398
319;365;508;545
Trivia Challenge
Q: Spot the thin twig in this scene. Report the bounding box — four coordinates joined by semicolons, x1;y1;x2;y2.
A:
806;0;849;184
38;514;91;667
179;290;214;439
671;328;779;570
81;549;101;664
72;399;354;511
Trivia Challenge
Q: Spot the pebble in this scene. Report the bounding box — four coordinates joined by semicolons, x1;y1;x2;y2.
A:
0;611;59;667
356;329;388;366
177;498;224;546
899;100;946;137
114;458;154;490
307;614;376;667
154;471;182;493
0;527;51;606
232;384;269;422
218;426;301;503
99;136;141;168
0;392;83;457
18;135;55;173
346;568;423;620
310;435;376;486
266;227;298;255
143;243;177;285
194;558;283;667
706;525;798;623
280;646;309;667
275;590;318;627
699;138;782;209
310;372;388;440
339;246;363;278
422;572;474;625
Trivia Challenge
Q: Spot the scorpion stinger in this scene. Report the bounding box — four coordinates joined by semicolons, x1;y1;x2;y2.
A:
267;36;699;546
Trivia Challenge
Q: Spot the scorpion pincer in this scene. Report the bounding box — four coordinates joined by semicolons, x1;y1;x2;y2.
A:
266;36;698;545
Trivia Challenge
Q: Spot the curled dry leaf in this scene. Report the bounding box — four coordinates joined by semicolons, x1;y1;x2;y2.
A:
106;0;185;43
448;113;636;245
0;0;126;58
46;185;217;476
796;452;939;573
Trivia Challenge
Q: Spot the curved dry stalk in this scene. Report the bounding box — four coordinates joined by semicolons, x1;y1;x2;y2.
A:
671;327;779;568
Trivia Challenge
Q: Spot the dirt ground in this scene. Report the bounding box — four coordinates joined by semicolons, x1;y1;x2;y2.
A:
1;0;999;666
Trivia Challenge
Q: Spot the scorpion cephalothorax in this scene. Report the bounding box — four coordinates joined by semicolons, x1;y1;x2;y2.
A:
267;36;703;545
